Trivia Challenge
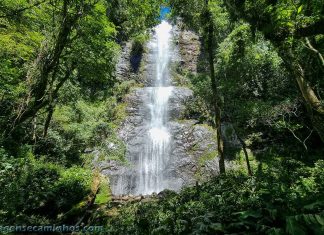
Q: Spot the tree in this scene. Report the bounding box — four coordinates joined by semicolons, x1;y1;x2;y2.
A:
106;0;161;41
170;0;226;173
224;0;324;143
203;0;225;174
2;0;105;137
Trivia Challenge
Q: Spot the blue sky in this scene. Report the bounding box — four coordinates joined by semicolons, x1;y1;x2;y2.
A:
160;6;171;20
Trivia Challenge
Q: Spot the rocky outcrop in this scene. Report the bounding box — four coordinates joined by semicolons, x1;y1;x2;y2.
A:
178;30;201;74
110;189;177;206
168;87;193;119
116;41;149;84
168;120;219;184
101;23;225;196
172;21;201;75
116;41;135;82
103;85;220;194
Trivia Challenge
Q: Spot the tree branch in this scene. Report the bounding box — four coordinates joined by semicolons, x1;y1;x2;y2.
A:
287;127;313;151
304;37;324;67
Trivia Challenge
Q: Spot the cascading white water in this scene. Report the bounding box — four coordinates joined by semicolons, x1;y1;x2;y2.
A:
137;21;173;195
110;18;219;197
111;21;175;195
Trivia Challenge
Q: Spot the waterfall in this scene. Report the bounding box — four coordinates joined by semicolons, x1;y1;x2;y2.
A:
111;21;175;195
137;21;173;195
108;19;220;197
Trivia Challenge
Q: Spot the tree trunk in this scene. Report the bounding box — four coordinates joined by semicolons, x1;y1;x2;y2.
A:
226;114;252;176
5;0;79;136
42;66;73;138
281;52;324;143
205;0;225;174
5;65;72;138
294;66;324;142
237;135;252;176
32;116;37;143
43;104;54;137
295;64;324;115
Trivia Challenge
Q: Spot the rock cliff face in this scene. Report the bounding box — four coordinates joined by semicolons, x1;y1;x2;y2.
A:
115;41;148;84
101;23;224;195
177;27;201;74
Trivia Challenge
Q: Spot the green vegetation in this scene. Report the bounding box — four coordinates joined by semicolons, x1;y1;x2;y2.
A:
95;176;111;205
0;0;160;226
0;0;323;234
0;149;93;224
170;0;324;171
98;160;324;234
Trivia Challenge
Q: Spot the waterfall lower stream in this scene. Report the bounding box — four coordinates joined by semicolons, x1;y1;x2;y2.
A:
112;21;175;195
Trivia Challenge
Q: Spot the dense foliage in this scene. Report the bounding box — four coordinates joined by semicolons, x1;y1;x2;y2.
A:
0;0;323;234
99;160;324;234
0;0;160;225
170;0;323;161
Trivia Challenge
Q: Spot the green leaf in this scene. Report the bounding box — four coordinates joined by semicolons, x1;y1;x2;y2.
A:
297;5;303;14
302;214;318;225
267;228;284;235
286;216;306;235
210;223;223;232
303;201;324;211
315;214;324;226
234;210;262;220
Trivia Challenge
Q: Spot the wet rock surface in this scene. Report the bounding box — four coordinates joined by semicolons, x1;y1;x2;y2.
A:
110;189;177;206
102;86;220;194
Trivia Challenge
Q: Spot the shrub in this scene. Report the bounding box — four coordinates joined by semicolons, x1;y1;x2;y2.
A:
0;147;93;224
